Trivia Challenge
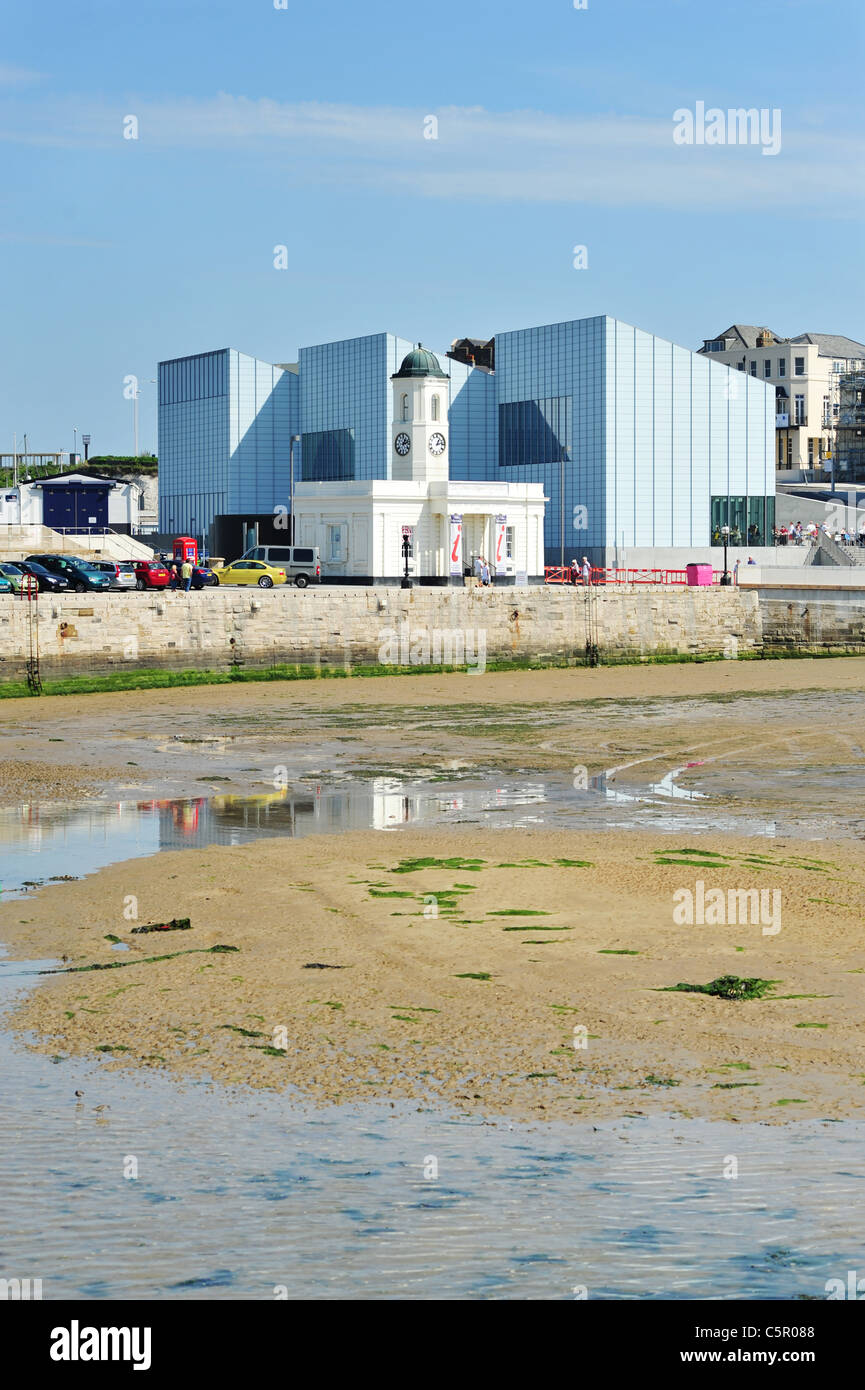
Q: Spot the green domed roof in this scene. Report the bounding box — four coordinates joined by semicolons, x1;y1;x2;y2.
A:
392;343;449;380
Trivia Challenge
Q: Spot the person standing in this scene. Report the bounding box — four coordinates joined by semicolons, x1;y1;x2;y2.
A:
581;556;591;586
181;557;193;593
481;557;491;586
569;558;579;585
168;562;179;591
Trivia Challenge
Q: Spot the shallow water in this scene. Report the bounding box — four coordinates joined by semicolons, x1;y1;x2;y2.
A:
0;954;861;1300
1;757;856;900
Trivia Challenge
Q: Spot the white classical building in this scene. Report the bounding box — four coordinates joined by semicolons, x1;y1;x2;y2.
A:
293;345;547;584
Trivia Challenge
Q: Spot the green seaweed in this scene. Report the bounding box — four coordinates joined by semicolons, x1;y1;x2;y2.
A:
454;972;491;981
660;975;779;1001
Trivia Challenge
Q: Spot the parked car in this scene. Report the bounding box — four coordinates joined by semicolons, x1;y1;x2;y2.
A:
215;559;287;588
90;560;138;591
15;560;71;593
191;563;218;590
134;559;171;590
240;546;320;588
25;554;111;593
0;573;11;595
0;561;28;594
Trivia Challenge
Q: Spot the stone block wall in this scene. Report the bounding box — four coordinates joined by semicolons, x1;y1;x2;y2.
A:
0;585;763;683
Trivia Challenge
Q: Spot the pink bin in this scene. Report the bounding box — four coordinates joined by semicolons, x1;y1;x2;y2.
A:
686;563;713;586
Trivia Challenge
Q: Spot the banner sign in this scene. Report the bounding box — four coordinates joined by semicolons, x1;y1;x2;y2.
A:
449;514;463;575
494;514;507;568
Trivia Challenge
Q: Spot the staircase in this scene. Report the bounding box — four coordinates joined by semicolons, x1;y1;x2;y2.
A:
811;531;865;568
0;524;154;563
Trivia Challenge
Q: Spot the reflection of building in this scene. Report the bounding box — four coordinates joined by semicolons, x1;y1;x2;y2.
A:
699;325;865;483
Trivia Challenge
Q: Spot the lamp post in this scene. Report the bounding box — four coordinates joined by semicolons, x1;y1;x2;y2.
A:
132;379;157;457
720;524;731;586
401;531;412;590
289;434;300;544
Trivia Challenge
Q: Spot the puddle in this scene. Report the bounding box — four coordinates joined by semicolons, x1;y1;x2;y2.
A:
1;761;855;899
0;953;860;1300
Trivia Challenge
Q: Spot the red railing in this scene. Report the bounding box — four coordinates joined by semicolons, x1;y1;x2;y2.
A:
545;566;724;586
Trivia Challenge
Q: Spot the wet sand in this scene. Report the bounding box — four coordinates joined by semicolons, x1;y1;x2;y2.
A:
3;826;863;1123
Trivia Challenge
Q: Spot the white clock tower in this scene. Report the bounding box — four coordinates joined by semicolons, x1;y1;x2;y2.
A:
391;344;450;482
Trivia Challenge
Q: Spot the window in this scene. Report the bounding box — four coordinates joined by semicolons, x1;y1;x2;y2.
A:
749;361;757;376
401;393;409;422
764;360;772;378
506;527;515;560
794;394;806;425
291;548;314;563
778;359;786;376
808;438;815;465
300;429;355;481
327;524;346;562
431;394;439;421
498;397;572;467
794;356;805;376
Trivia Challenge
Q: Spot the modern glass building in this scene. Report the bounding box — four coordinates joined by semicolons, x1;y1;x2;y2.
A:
158;315;775;565
298;333;413;483
158;348;298;551
492;316;775;565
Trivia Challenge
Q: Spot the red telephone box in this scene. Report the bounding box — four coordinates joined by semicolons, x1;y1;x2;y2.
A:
173;536;199;565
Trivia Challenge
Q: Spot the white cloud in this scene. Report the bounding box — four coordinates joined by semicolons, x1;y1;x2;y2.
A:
0;64;43;86
0;92;860;212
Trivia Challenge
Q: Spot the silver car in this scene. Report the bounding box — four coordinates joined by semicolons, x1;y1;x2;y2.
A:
92;560;138;590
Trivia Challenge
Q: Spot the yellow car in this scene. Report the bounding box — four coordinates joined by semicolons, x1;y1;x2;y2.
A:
215;559;287;588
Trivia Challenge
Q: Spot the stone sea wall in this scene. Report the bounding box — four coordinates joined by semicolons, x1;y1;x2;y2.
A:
0;585;763;682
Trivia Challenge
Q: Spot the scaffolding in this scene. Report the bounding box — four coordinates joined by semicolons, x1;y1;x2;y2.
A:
834;372;865;483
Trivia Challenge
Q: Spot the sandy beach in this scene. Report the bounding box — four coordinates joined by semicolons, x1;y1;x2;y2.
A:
3;819;863;1123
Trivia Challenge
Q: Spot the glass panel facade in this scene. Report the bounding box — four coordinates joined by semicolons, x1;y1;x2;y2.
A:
300;429;355;481
498;397;572;468
710;495;774;545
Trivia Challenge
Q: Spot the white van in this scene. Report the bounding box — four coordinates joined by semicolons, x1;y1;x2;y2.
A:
240;546;321;587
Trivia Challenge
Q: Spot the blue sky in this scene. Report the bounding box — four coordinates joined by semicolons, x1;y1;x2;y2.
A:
1;0;863;456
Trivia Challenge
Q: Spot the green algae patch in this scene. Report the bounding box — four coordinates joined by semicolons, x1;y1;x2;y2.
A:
598;948;640;955
454;972;492;981
490;909;550;917
389;857;487;874
660;975;779;1001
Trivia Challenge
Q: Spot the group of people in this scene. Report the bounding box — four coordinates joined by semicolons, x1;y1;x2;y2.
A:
158;555;194;591
568;556;592;585
774;521;865;547
473;555;494;585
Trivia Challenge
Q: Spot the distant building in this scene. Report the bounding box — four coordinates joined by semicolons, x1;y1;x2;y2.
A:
699;325;865;482
834;372;865;484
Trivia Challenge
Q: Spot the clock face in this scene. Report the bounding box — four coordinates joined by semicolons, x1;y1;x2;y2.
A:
428;432;446;457
394;432;411;457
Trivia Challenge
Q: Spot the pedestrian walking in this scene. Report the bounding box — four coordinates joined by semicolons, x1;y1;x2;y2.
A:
181;558;193;592
569;558;579;585
581;556;591;586
169;562;179;591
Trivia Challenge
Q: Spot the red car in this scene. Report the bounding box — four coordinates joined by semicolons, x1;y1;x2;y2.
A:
134;560;171;591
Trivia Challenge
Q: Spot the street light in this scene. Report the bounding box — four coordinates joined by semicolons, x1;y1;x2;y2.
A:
132;379;157;457
289;434;300;544
720;525;731;586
